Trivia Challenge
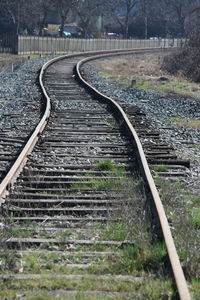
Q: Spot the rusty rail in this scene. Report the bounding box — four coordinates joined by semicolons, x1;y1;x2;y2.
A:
0;48;190;299
0;48;166;204
76;55;191;300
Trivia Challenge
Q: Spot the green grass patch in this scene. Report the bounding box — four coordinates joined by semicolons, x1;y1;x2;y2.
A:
100;222;128;241
88;242;168;276
167;117;200;129
154;177;183;196
135;78;200;99
71;161;127;191
191;279;200;300
8;228;36;238
0;251;20;272
0;276;174;300
118;242;168;274
135;80;153;90
151;165;170;172
71;178;123;191
94;160;123;172
188;207;200;227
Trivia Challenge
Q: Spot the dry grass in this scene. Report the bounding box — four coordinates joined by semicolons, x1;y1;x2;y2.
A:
93;55;164;78
92;55;200;99
0;54;43;72
0;54;23;72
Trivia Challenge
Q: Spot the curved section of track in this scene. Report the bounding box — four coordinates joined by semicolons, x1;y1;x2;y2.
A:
0;49;190;300
76;54;191;300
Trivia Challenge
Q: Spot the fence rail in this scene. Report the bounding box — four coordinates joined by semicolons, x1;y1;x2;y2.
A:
0;35;184;55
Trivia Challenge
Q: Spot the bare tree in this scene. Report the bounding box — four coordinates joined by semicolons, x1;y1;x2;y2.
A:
35;0;54;35
161;0;195;37
103;0;139;38
139;0;149;39
0;0;28;34
187;0;200;32
55;0;75;37
75;0;103;37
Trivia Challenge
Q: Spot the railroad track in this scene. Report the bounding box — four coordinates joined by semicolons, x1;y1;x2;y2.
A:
0;49;190;299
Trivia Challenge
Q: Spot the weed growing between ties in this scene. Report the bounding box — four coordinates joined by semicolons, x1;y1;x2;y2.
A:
151;165;170;172
0;209;21;273
0;276;174;299
0;160;176;298
71;160;127;191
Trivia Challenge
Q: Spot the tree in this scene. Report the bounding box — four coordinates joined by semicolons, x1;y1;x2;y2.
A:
103;0;139;38
0;0;26;34
161;0;195;37
187;0;200;33
55;0;75;37
0;0;41;34
139;0;150;39
35;0;54;35
75;0;103;37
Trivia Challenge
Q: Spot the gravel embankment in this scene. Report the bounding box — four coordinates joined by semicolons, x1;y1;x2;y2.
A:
1;55;199;183
0;57;55;131
82;62;200;188
0;56;54;179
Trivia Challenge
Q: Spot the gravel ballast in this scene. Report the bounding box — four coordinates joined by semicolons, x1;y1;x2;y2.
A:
82;58;200;294
82;61;200;182
1;54;199;186
0;56;55;179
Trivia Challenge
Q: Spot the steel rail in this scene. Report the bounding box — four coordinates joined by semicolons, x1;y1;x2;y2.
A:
0;48;190;298
0;48;168;204
76;54;191;300
0;55;62;203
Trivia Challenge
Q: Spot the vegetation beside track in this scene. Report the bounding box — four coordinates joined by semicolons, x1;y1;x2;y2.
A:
86;56;200;298
92;54;200;100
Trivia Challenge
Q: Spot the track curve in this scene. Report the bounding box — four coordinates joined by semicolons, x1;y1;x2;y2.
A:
0;49;190;300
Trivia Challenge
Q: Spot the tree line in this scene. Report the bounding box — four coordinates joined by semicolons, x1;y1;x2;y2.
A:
0;0;200;38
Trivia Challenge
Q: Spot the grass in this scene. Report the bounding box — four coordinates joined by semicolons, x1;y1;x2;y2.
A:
0;251;21;272
88;56;200;298
154;177;184;197
70;178;123;191
160;117;200;129
99;222;129;241
0;54;27;72
151;165;170;172
91;54;200;99
71;161;127;191
135;79;200;98
99;72;133;89
8;228;36;238
94;160;125;172
188;207;200;227
0;277;174;300
94;160;117;171
154;176;200;293
0;159;179;298
118;242;168;274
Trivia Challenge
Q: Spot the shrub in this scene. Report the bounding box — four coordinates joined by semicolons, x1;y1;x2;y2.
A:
162;30;200;82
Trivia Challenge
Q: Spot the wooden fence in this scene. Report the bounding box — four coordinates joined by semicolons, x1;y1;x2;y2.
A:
0;35;184;55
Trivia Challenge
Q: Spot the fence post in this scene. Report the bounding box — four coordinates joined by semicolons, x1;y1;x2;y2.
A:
13;34;18;54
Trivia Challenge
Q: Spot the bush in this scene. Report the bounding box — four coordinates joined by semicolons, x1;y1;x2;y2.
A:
162;30;200;82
